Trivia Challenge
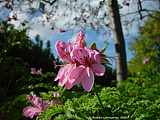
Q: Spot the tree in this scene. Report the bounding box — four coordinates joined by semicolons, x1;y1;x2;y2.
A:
108;0;127;81
0;22;57;101
129;12;160;74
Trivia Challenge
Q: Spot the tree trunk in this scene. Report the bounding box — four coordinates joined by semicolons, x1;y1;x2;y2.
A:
107;0;128;82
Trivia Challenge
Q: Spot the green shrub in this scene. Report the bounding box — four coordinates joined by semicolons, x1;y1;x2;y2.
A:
129;12;160;74
33;74;160;120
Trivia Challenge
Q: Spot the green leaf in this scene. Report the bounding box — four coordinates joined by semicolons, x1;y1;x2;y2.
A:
90;42;97;50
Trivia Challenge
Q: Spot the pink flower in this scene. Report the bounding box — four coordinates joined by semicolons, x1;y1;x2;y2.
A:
75;31;85;48
23;95;48;119
30;68;42;75
55;64;76;88
23;106;42;119
143;57;150;64
67;48;105;91
30;68;36;75
55;31;85;63
55;41;73;63
55;31;105;92
36;68;42;75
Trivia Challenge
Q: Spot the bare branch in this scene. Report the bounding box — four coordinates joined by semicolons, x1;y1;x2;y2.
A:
42;0;57;5
121;9;160;19
138;0;143;19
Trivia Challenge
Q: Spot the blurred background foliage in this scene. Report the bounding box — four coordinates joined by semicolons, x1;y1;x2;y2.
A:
0;21;58;102
129;12;160;75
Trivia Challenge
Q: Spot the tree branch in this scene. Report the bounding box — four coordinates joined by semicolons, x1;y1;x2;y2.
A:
138;0;143;19
42;0;57;5
121;9;160;18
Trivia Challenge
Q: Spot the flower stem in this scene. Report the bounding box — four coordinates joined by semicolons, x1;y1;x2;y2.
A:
95;92;105;110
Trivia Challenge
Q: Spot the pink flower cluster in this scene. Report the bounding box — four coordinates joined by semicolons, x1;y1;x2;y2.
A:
143;57;150;64
23;95;48;119
55;31;105;92
30;68;42;75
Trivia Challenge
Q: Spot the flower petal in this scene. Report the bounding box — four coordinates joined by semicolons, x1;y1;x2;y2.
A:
27;95;44;109
56;64;76;87
55;41;72;62
54;66;65;82
91;64;105;76
23;106;41;119
55;41;66;59
71;48;89;65
81;67;94;92
76;31;85;48
65;65;85;89
31;68;36;75
94;51;101;63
